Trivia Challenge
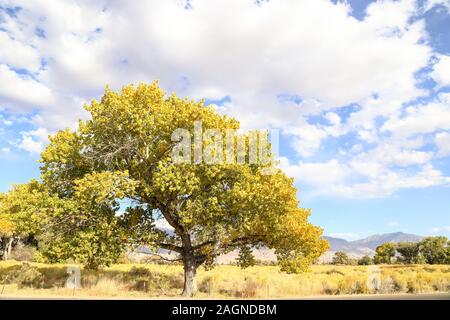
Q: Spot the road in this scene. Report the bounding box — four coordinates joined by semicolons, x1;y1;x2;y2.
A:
302;292;450;300
0;293;449;300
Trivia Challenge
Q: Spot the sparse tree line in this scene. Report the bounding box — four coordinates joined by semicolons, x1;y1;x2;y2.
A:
331;237;450;265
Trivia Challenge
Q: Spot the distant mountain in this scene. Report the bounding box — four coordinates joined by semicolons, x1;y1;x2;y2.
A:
321;232;424;262
323;236;355;251
350;232;423;250
322;236;373;260
131;231;425;264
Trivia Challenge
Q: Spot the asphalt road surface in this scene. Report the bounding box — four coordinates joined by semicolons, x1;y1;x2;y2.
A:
302;293;450;300
0;293;449;300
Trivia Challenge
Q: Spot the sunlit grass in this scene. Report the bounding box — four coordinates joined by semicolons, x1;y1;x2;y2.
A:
1;261;449;298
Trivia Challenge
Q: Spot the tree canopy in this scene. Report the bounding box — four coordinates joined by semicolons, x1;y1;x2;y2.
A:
374;243;396;264
331;251;352;265
2;82;329;296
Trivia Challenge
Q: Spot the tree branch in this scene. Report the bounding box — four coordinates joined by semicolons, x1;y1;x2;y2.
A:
193;235;265;252
157;242;183;253
153;253;183;262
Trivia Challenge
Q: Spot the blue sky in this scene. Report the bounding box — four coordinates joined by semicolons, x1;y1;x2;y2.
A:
0;0;450;240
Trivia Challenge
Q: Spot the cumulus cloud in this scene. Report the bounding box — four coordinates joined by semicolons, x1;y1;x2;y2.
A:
0;0;432;123
279;156;449;198
435;132;450;157
0;32;41;71
431;226;450;233
328;233;361;240
387;221;399;228
0;0;449;198
425;0;450;12
0;64;54;113
18;127;50;154
381;92;450;138
431;54;450;87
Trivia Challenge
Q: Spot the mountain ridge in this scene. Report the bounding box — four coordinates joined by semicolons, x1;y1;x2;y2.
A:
132;230;428;264
321;232;424;261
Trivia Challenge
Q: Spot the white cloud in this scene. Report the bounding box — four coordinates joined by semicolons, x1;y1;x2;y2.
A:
279;157;349;187
285;123;329;157
0;64;54;113
328;233;361;240
435;132;450;157
365;0;418;33
0;0;432;127
431;54;450;87
381;93;450;138
387;221;399;228
431;226;450;233
0;31;41;71
352;143;433;171
18;127;50;154
425;0;450;12
0;0;448;197
1;147;10;153
344;164;450;198
18;136;44;154
279;156;450;198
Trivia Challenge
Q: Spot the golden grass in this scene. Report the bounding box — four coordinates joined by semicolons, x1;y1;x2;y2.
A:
0;261;449;298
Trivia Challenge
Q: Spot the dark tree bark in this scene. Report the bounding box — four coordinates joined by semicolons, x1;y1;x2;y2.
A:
159;205;200;297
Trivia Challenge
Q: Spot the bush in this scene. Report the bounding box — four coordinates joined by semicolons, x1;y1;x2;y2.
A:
358;256;373;265
125;266;172;294
322;281;339;295
326;268;345;276
127;266;152;278
332;252;352;265
10;245;37;262
11;263;45;288
337;276;367;294
380;276;396;294
239;277;259;298
391;275;408;293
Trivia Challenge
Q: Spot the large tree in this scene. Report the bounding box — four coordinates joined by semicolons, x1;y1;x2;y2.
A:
331;251;352;265
39;82;328;296
0;181;51;260
0;210;15;260
396;242;420;264
418;237;449;265
374;243;396;264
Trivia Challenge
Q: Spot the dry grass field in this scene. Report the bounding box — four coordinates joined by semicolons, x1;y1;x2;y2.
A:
1;261;449;299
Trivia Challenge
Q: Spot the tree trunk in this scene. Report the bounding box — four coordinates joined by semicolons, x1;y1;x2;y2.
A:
1;238;5;261
2;238;13;261
182;255;198;297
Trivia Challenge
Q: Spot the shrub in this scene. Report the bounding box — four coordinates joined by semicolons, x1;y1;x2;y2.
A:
199;276;213;294
380;276;396;294
326;268;345;276
322;280;339;295
239;277;259;298
407;279;418;293
125;266;171;294
11;263;45;288
9;245;37;262
89;278;124;296
332;252;352;265
391;275;408;293
337;276;368;294
358;256;373;265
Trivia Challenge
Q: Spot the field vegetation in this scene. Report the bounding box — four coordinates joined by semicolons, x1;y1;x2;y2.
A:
1;261;449;299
